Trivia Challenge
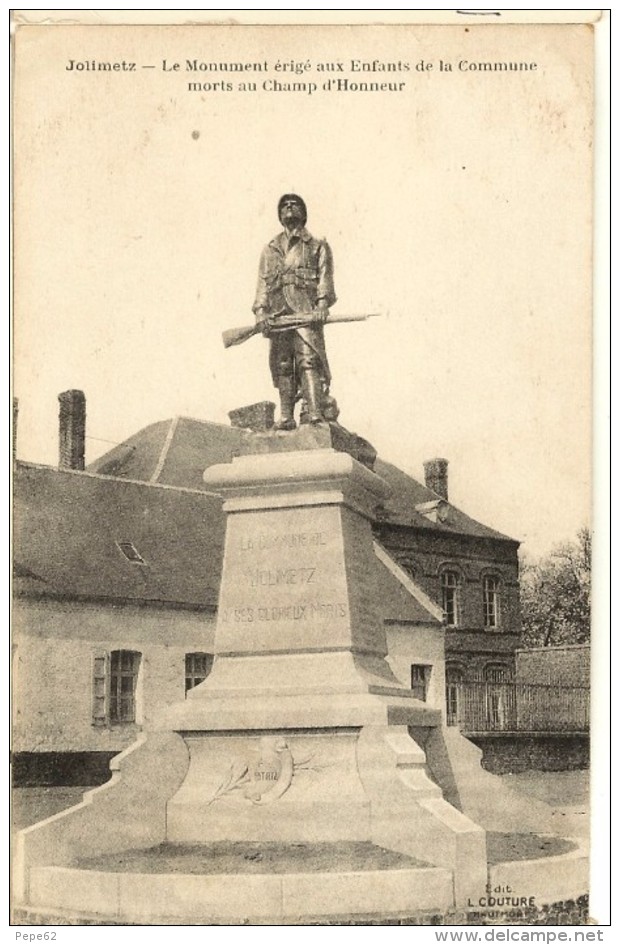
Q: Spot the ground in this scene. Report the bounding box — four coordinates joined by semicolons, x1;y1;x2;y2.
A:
502;769;589;839
12;768;590;845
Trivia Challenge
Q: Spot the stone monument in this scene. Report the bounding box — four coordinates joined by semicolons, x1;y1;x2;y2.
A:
14;204;587;923
162;428;487;911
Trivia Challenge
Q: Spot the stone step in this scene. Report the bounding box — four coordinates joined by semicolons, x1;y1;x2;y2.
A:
28;861;454;922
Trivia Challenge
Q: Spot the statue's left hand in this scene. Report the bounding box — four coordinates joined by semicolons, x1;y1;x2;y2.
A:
313;303;329;324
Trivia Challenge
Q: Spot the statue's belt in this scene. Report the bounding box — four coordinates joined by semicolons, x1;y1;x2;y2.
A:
269;268;319;289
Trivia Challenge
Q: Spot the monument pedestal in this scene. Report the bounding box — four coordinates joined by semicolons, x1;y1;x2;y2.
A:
159;442;486;905
16;431;586;922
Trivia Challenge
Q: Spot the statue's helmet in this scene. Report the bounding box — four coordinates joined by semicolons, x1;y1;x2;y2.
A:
278;193;307;226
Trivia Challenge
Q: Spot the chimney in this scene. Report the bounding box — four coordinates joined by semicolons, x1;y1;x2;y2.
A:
58;389;86;470
423;457;448;501
12;397;18;459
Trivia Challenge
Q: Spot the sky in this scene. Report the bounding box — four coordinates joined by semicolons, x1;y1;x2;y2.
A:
13;21;594;558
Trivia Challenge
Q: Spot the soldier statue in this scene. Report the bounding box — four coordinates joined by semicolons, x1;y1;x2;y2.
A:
253;194;337;430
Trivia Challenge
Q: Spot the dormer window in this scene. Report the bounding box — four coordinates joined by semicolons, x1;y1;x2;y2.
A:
415;499;450;524
116;541;146;565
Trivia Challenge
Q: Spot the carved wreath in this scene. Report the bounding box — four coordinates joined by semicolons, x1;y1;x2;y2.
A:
206;736;326;806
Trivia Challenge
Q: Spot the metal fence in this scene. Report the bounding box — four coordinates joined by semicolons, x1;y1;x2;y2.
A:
446;681;589;734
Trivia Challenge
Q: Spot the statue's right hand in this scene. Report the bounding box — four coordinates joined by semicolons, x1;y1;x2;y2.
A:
259;317;273;337
254;308;270;337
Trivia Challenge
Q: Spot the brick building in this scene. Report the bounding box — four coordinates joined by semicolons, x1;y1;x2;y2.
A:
370;457;522;726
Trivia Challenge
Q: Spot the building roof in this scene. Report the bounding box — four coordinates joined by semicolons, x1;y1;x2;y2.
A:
13;462;225;609
14;460;442;626
88;416;515;543
375;458;516;542
88;417;247;491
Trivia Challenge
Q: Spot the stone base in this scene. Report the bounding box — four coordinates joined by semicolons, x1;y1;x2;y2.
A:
228;401;275;432
161;650;442;731
488;836;589;907
161;722;486;907
166;730;373;845
13;705;588;920
28;863;454;922
238;421;377;469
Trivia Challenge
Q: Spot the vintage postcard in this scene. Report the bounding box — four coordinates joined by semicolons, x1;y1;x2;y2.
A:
11;10;606;930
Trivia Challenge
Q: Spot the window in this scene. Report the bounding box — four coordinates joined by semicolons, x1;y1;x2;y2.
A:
110;650;141;722
410;664;430;701
445;664;465;726
92;649;141;726
483;663;514;730
484;663;511;683
441;570;460;626
185;652;213;694
483;575;500;628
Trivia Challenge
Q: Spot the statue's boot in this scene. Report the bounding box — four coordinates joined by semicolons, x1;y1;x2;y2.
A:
301;369;324;424
274;376;297;431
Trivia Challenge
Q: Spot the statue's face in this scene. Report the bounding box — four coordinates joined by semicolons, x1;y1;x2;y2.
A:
279;198;305;228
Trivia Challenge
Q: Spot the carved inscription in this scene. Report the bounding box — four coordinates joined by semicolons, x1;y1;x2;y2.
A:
205;738;330;807
245;567;316;587
205;737;295;806
240;531;328;551
221;528;343;629
220;602;348;624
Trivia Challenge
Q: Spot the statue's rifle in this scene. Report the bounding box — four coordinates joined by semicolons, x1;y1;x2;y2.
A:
222;312;380;349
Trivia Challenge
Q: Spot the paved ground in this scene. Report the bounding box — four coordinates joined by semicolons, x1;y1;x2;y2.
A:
13;786;90;831
502;769;590;839
503;769;589;807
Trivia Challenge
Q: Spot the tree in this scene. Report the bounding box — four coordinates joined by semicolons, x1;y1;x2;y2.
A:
519;527;591;648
